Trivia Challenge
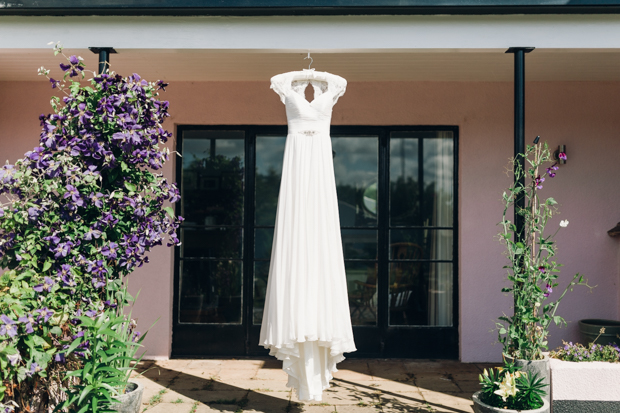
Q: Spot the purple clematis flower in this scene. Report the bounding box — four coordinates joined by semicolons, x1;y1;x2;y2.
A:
18;313;37;334
62;273;77;289
53;241;73;258
101;242;118;259
41;276;55;292
33;276;55;293
7;351;21;366
26;362;41;377
156;80;168;91
55;352;66;363
36;307;54;323
89;192;105;208
0;315;18;338
27;206;41;221
64;184;83;206
84;227;102;241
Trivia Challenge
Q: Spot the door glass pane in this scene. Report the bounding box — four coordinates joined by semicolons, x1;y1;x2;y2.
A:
342;229;377;260
423;133;454;227
255;136;286;226
179;260;243;324
253;261;270;324
389;262;452;327
390;134;419;226
255;228;274;260
181;130;245;226
389;229;453;260
332;136;378;227
345;261;377;326
181;228;243;259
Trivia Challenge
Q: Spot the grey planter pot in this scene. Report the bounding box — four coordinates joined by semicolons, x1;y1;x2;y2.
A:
110;380;144;413
578;319;620;346
472;391;550;413
504;355;550;408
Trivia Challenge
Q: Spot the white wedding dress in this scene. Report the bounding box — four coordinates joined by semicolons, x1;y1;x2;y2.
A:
259;70;356;401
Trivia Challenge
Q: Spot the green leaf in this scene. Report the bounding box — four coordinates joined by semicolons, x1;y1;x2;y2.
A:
163;206;175;218
32;335;51;349
124;182;137;192
42;260;52;272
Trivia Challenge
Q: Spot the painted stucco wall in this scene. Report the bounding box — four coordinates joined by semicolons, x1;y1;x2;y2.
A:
1;80;619;363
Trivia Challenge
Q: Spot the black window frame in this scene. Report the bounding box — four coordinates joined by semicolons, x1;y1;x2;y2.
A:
172;124;459;358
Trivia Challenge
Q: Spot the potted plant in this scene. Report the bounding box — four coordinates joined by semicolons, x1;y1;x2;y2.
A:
578;319;620;346
495;139;590;404
473;363;549;413
548;331;620;411
0;43;181;412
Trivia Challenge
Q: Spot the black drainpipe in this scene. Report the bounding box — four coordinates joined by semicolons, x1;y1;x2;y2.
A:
88;47;117;74
505;47;534;243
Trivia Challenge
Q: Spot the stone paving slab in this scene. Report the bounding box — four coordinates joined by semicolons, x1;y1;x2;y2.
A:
132;358;497;413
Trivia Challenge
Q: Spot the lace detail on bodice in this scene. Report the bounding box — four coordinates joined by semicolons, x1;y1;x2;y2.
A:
270;71;347;136
270;70;347;106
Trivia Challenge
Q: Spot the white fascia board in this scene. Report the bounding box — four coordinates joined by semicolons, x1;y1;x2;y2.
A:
2;15;620;51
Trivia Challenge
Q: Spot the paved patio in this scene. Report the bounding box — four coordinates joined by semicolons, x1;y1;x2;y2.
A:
131;358;497;413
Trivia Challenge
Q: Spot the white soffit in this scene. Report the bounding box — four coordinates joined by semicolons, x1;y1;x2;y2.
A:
3;15;620;50
4;49;620;82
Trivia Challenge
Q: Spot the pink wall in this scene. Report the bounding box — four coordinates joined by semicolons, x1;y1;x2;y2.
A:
1;80;619;362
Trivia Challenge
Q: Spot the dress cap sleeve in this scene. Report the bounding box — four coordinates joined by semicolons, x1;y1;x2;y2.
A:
270;73;290;104
327;74;347;104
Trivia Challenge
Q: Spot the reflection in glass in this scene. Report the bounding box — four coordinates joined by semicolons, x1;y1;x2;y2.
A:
390;132;454;227
255;136;286;226
181;228;243;259
255;228;274;260
181;131;245;226
423;134;454;227
341;229;377;260
390;135;419;226
388;262;452;327
390;230;453;261
345;261;377;326
253;261;270;324
332;136;378;227
179;260;243;324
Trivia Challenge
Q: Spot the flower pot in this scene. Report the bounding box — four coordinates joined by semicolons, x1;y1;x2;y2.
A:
550;357;620;412
109;380;144;413
472;391;550;413
578;319;620;346
504;355;550;407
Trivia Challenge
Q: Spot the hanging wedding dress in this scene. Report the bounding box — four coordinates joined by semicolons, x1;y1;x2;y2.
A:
259;69;357;401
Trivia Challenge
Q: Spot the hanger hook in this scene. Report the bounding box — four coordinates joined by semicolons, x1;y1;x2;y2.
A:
304;52;313;70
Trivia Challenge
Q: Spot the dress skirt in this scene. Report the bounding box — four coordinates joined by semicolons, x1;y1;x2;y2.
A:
259;131;357;401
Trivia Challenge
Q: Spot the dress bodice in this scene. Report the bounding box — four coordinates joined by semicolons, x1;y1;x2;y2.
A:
271;70;347;136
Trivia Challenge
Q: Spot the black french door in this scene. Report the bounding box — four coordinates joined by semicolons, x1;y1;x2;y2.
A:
172;126;458;358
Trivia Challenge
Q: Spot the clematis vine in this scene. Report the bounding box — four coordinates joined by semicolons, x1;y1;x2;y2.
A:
0;45;181;408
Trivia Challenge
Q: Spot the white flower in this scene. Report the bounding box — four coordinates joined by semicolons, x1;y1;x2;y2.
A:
560;220;569;228
494;372;519;402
